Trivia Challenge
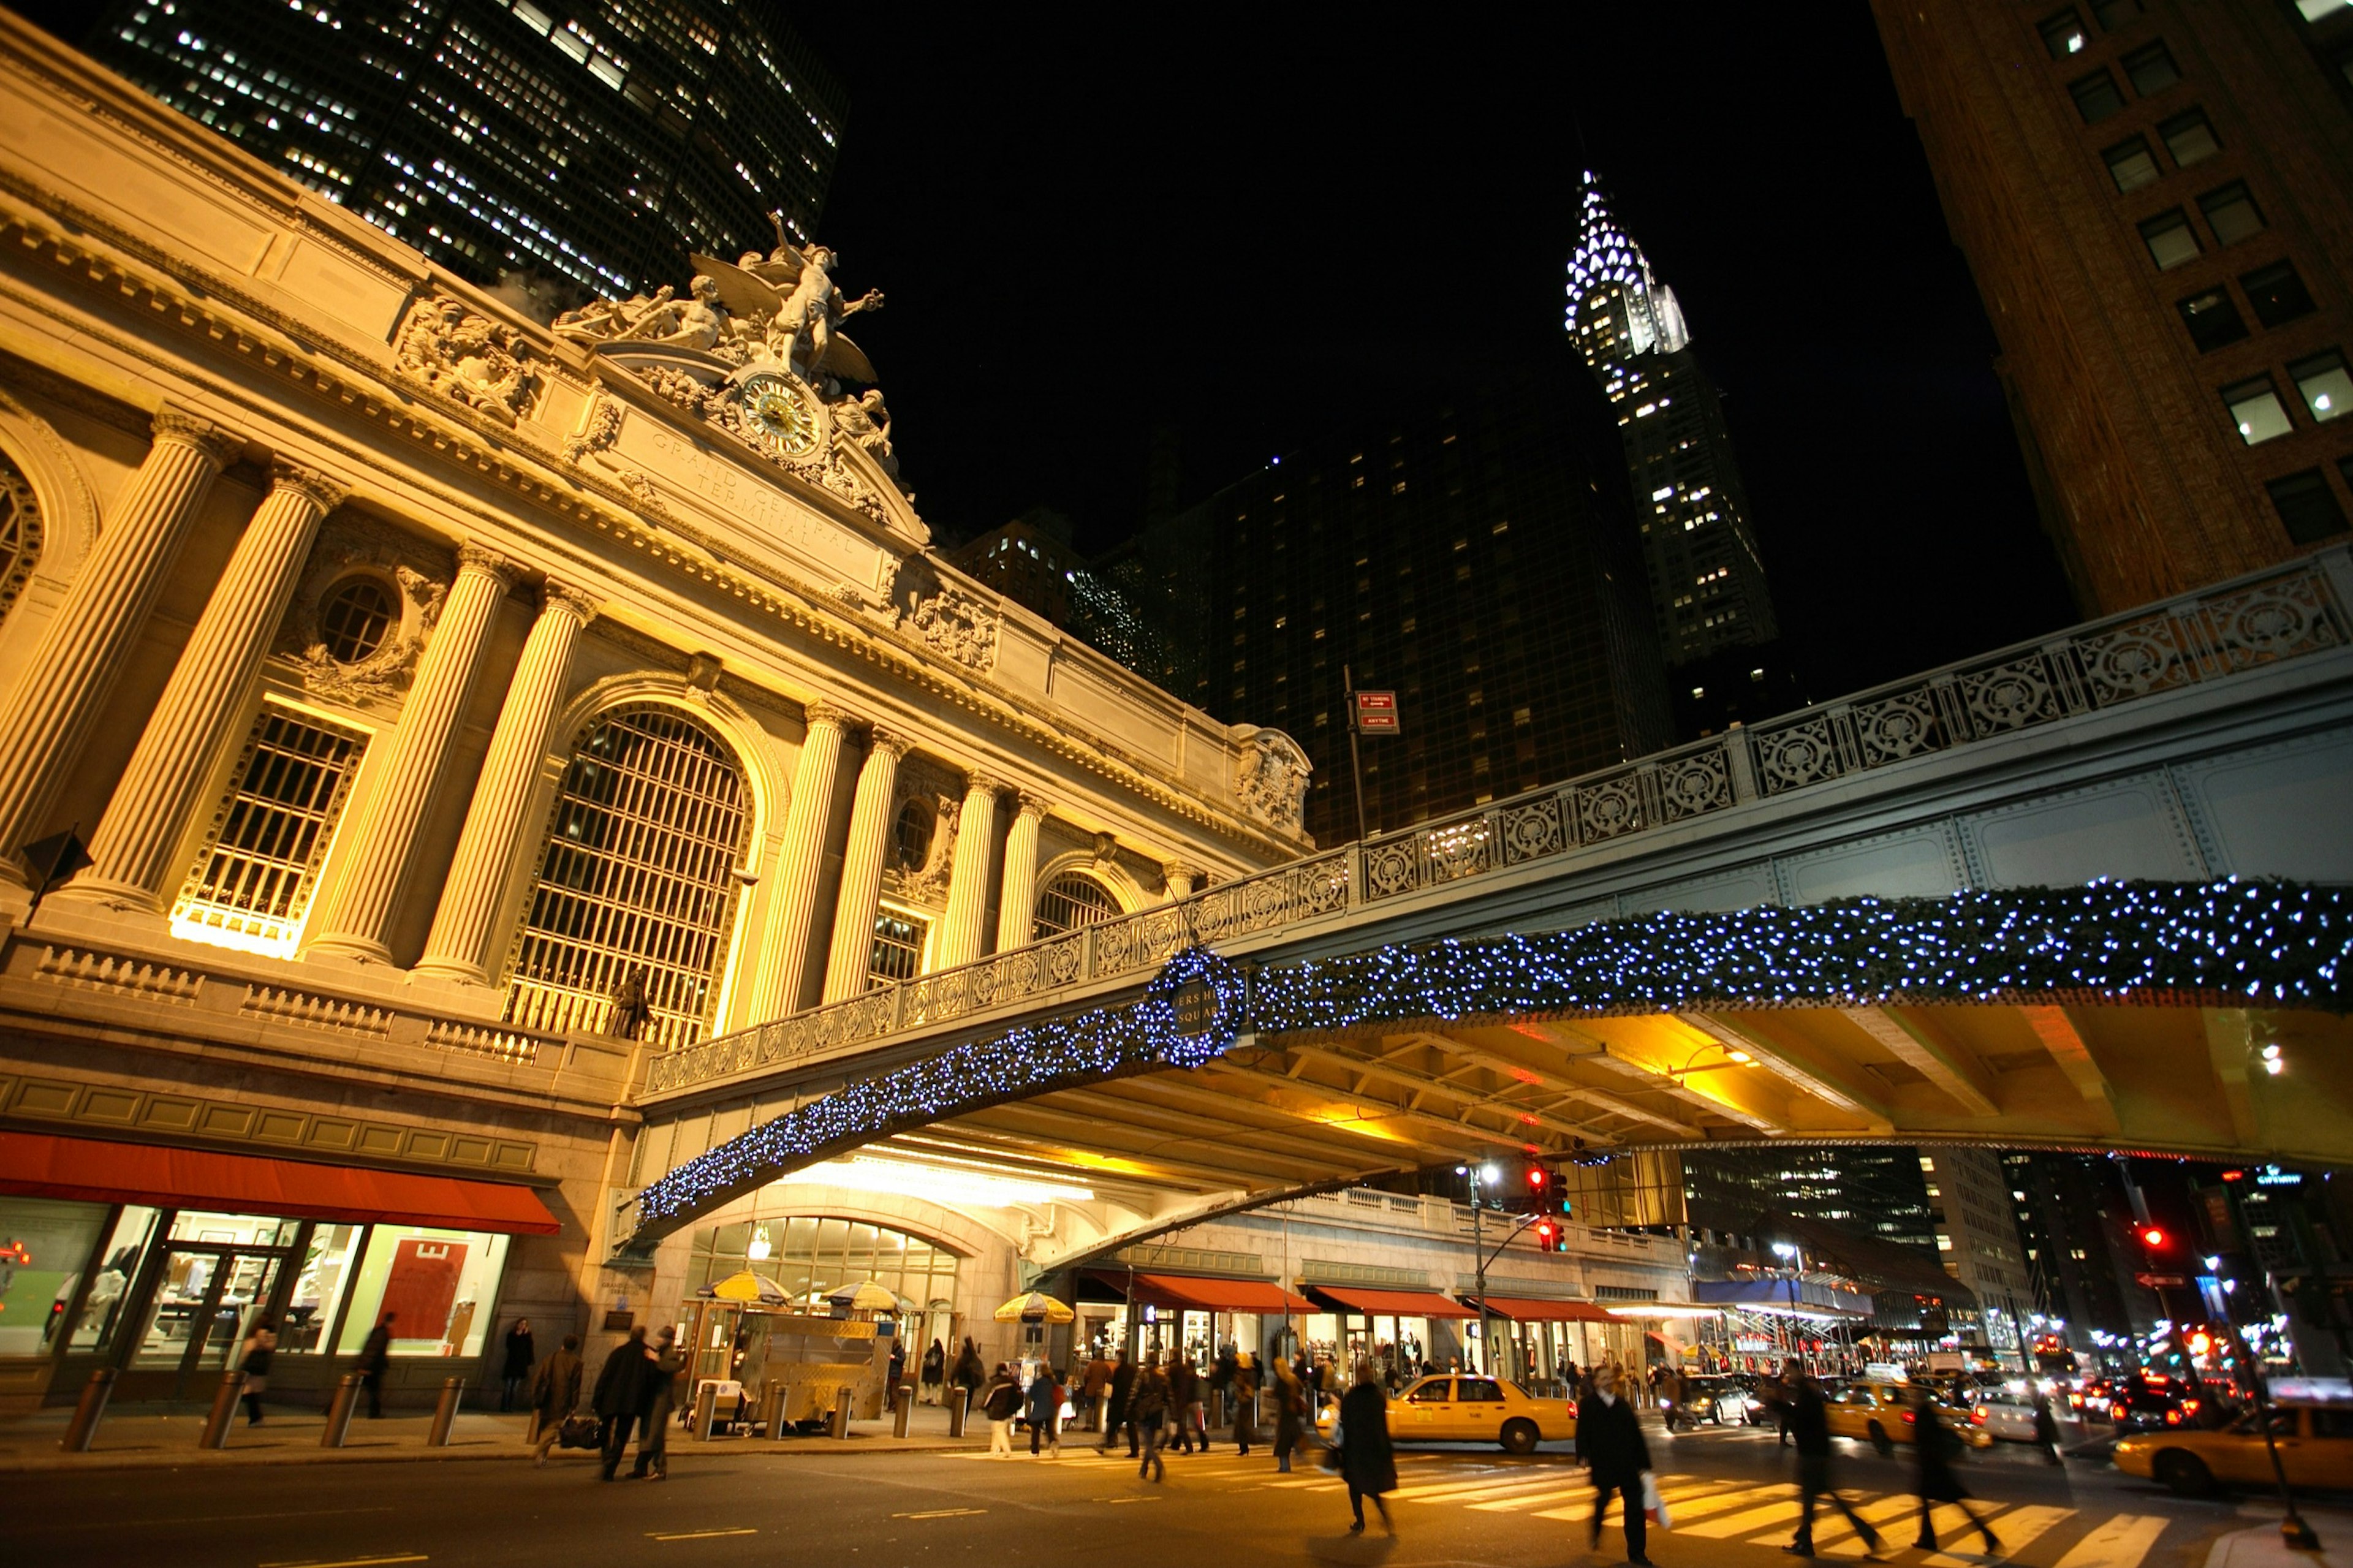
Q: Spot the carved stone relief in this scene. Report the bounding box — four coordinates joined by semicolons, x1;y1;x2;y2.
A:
393;293;542;426
276;523;449;707
1233;728;1311;835
879;759;960;909
889;559;999;672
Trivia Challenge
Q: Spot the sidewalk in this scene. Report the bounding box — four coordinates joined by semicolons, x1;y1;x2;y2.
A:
2204;1510;2353;1568
0;1396;990;1472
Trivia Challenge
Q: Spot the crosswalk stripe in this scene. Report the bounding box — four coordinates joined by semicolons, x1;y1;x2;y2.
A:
1387;1472;1559;1501
1924;1503;2077;1566
2044;1512;2170;1568
1395;1475;1587;1504
1468;1486;1596;1513
1797;1491;1920;1553
1678;1498;1805;1539
1533;1480;1787;1524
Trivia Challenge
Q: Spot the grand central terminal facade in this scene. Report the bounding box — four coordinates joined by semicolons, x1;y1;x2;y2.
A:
0;18;1680;1410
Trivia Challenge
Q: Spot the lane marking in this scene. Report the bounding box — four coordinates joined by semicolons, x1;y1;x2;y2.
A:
647;1529;758;1542
891;1508;987;1520
259;1557;426;1568
32;1507;398;1534
1091;1496;1164;1504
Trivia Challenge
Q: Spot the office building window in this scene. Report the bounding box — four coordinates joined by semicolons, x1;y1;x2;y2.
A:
2139;210;2200;270
2177;287;2251;352
2242;261;2318;327
170;707;368;956
2159;110;2221;167
2121;41;2181;96
1033;871;1121;941
0;450;39;622
2103;137;2161;192
2093;0;2144;24
2290;352;2352;423
2223;376;2294;445
2039;9;2088;56
2296;0;2349;20
2268;471;2347;543
2069;69;2129;123
868;908;929;986
504;706;749;1048
2198;183;2265;247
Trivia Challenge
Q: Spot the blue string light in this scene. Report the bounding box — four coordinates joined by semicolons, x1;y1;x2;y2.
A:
629;879;2351;1238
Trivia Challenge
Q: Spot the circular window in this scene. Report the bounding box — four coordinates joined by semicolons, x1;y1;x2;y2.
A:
320;578;395;664
892;798;934;871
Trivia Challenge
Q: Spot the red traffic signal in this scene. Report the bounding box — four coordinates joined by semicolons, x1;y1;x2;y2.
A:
2141;1225;2169;1249
1533;1218;1561;1252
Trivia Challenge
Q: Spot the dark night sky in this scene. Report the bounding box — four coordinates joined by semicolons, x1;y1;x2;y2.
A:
787;3;2080;698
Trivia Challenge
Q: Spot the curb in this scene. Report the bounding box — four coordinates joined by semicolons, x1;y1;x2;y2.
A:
0;1437;990;1474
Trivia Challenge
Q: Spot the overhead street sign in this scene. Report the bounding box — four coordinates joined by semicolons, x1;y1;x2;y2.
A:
1354;690;1400;735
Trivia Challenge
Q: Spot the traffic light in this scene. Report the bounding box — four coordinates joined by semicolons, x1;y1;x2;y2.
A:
2141;1224;2169;1250
1524;1162;1550;1207
1533;1218;1563;1252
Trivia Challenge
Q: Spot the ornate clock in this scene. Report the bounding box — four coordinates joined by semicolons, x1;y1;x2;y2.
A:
735;373;822;458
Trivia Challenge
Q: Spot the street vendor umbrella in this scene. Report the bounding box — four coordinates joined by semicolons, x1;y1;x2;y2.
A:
829;1279;899;1312
699;1268;791;1304
993;1290;1075;1324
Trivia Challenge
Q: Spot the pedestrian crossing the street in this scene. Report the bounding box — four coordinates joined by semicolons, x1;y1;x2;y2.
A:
952;1447;2182;1567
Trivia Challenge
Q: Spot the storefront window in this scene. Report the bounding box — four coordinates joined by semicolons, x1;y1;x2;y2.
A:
690;1214;960;1315
335;1225;510;1358
67;1205;161;1355
168;1211;300;1247
0;1197;107;1357
283;1222;366;1354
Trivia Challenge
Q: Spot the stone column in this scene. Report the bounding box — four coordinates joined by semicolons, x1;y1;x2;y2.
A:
993;794;1050;955
819;724;912;1003
66;460;347;909
936;773;1005;970
306;543;523;961
1164;861;1206;902
743;702;854;1021
412;580;599;982
0;407;237;881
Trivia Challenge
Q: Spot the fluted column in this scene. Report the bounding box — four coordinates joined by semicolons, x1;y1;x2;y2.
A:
1164;861;1206;902
744;702;854;1021
66;460;347;909
306;543;523;961
0;407;237;881
820;724;912;1002
412;580;599;982
993;794;1050;954
936;772;1005;970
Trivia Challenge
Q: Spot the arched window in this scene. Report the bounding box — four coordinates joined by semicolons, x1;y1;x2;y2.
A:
891;797;933;871
504;706;750;1048
1033;870;1121;941
0;450;42;623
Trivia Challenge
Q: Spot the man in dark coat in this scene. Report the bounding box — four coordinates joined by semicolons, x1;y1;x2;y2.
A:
1167;1355;1200;1455
1577;1363;1654;1566
1911;1387;1999;1555
355;1314;395;1418
632;1326;685;1480
1787;1366;1883;1558
1104;1348;1139;1456
530;1333;585;1466
1337;1357;1397;1535
593;1327;651;1481
500;1317;537;1412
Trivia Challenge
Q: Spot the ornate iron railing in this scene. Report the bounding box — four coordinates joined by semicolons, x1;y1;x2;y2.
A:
639;547;2352;1097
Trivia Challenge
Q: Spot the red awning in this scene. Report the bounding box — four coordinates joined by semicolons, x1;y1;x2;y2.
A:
1308;1286;1476;1319
1470;1295;1621;1324
1089;1271;1314;1314
0;1131;561;1235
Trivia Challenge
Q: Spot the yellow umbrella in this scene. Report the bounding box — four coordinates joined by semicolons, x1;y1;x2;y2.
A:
993;1290;1075;1324
699;1268;790;1304
829;1279;900;1312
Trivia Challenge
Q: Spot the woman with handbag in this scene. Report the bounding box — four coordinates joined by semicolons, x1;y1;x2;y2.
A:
1910;1387;2000;1556
237;1318;278;1426
1336;1357;1396;1536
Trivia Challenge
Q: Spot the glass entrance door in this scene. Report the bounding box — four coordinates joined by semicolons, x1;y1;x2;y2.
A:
131;1246;286;1398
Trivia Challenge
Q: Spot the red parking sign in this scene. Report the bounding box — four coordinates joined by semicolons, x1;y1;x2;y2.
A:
1354;690;1400;734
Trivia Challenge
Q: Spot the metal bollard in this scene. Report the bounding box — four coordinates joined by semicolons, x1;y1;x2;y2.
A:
60;1368;115;1453
1094;1392;1110;1433
892;1384;913;1438
692;1380;721;1441
760;1382;790;1439
199;1367;246;1449
425;1377;464;1447
945;1385;969;1437
829;1387;852;1439
320;1373;362;1448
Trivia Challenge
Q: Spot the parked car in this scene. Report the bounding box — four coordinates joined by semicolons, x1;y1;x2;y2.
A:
1667;1374;1757;1428
1822;1379;1994;1455
2115;1404;2353;1497
1313;1374;1577;1455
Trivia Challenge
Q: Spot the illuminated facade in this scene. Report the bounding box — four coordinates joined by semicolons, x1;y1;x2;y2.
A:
1870;0;2353;613
1565;175;1792;736
76;0;844;298
0;16;1313;1408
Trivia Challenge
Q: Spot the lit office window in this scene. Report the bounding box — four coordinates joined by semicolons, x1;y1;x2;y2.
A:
2159;110;2221;167
504;706;748;1047
2038;9;2087;57
2290;352;2351;423
171;708;368;956
2197;182;2265;246
2296;0;2349;21
2138;210;2200;270
2102;137;2161;192
2176;287;2250;353
2222;376;2294;446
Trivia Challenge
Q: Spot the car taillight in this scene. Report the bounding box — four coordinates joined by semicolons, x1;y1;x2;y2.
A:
1970;1407;1987;1425
1902;1411;1916;1425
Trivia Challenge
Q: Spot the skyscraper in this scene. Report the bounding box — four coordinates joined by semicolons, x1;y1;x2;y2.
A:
1870;0;2353;615
1134;362;1672;847
77;0;845;298
1564;174;1794;737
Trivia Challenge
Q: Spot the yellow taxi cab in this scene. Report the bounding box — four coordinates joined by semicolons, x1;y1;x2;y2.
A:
1313;1374;1577;1454
2115;1404;2353;1496
1822;1379;1994;1453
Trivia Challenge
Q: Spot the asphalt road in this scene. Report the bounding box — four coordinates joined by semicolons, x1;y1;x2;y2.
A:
14;1418;2332;1568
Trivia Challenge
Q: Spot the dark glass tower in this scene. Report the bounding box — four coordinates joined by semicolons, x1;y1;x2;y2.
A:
79;0;844;297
